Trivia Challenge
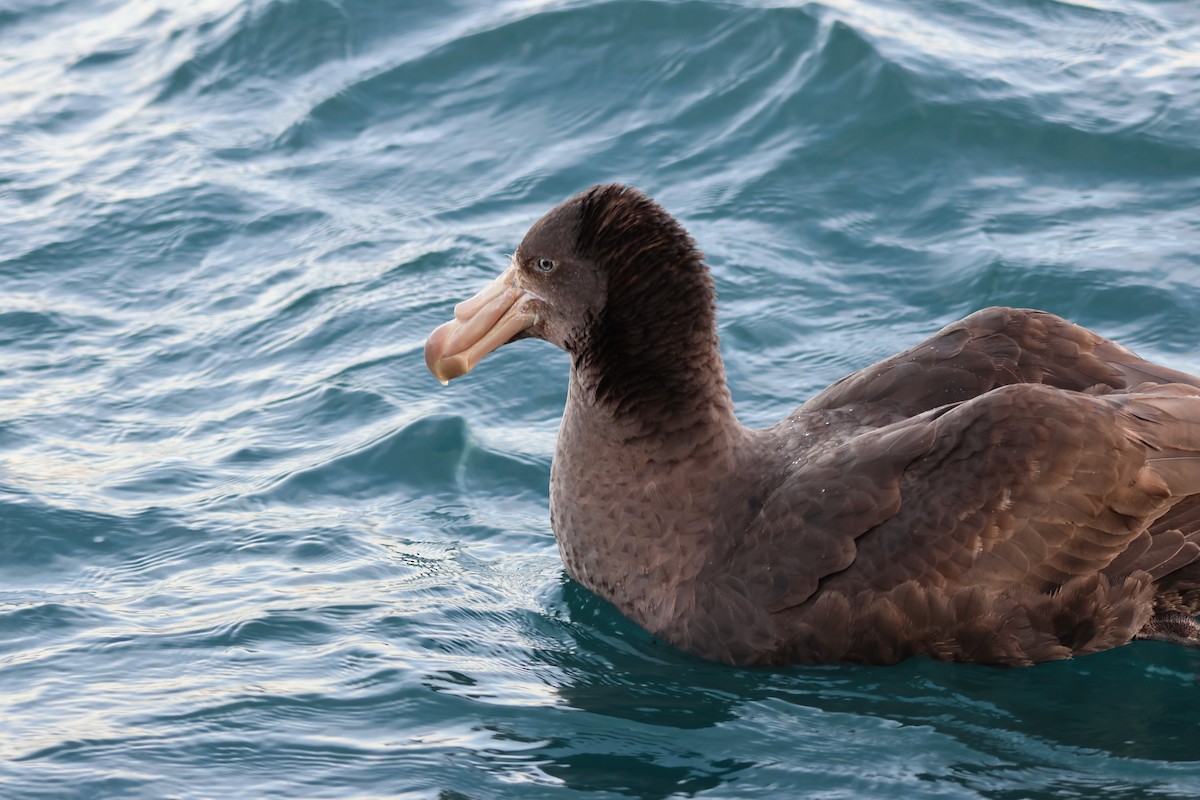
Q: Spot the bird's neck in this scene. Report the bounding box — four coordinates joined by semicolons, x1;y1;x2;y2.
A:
567;321;741;460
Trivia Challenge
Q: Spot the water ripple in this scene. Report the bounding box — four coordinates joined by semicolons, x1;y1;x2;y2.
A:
3;0;1200;797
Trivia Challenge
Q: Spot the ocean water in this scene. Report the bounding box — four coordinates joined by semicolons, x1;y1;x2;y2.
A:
2;0;1200;797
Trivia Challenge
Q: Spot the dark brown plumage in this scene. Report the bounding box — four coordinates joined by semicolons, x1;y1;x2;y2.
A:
425;184;1200;666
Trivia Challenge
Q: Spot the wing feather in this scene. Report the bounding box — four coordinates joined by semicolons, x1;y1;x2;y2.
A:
737;382;1200;617
800;307;1200;425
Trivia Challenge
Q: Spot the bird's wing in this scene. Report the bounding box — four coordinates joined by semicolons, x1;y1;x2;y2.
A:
797;306;1200;424
733;382;1200;616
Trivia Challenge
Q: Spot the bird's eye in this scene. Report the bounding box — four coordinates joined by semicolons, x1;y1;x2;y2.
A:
535;257;555;273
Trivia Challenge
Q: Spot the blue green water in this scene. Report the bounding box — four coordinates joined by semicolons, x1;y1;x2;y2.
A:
2;0;1200;797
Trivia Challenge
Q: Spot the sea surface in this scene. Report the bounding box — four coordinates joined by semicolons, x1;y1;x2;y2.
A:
2;0;1200;797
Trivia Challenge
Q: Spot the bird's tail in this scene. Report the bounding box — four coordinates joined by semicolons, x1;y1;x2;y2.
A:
1113;384;1200;645
1135;612;1200;646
